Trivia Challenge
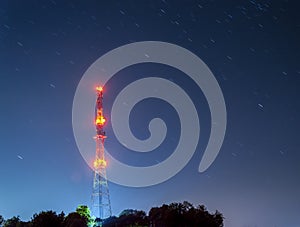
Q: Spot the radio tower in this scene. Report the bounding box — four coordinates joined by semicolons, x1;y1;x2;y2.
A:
91;86;112;226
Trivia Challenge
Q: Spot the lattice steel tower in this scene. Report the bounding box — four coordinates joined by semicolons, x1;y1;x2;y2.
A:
91;86;112;226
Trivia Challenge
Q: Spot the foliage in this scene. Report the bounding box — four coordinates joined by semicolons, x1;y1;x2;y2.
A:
2;216;31;227
0;215;4;226
3;216;21;227
103;201;223;227
75;205;94;227
104;209;148;227
0;201;223;227
148;202;223;227
64;212;87;227
31;211;64;227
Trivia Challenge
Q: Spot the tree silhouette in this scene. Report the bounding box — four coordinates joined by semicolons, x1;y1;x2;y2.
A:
0;215;4;226
64;212;87;227
0;200;224;227
148;201;223;227
102;216;118;227
118;209;148;226
102;201;224;227
3;216;21;227
75;205;94;227
102;209;147;227
31;210;64;227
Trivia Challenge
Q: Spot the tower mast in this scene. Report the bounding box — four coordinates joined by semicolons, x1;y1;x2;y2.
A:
91;86;112;226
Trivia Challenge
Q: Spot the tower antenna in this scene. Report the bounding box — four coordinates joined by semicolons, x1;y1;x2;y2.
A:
91;86;112;226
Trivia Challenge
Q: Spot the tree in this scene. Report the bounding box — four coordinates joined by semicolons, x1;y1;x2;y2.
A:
0;215;4;226
118;209;148;226
213;210;224;227
31;210;64;227
64;212;87;227
0;201;223;227
3;216;22;227
75;205;94;227
148;201;224;227
102;216;118;227
103;209;148;227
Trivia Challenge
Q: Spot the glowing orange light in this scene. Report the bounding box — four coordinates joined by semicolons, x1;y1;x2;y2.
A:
95;116;106;125
96;86;103;92
93;158;107;168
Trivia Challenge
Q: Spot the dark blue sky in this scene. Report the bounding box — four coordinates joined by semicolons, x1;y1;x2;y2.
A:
0;1;299;226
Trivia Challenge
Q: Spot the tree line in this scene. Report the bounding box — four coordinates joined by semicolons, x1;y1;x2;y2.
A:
0;201;223;227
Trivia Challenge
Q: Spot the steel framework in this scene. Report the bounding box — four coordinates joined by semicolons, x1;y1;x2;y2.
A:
91;86;112;226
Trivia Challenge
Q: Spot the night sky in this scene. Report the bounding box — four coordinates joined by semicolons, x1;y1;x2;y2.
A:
1;1;299;227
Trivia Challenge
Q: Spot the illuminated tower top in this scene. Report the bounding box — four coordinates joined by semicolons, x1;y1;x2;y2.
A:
95;86;106;139
93;86;107;170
